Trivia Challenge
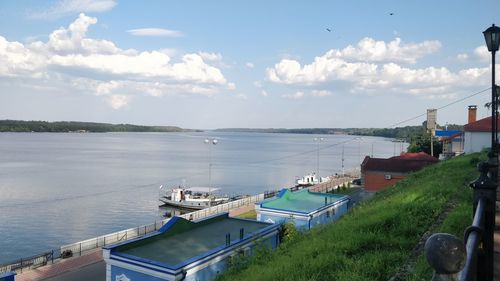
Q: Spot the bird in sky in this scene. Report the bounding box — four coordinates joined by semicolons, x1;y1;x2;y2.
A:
389;12;394;15
326;28;332;32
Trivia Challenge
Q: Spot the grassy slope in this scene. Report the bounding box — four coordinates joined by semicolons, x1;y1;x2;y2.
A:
218;153;482;281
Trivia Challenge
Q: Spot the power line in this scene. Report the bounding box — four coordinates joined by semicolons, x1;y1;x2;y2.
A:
388;87;491;128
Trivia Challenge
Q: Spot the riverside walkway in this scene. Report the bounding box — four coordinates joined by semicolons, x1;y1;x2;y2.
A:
11;176;358;280
16;251;103;281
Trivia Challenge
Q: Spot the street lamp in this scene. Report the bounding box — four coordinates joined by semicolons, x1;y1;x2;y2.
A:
204;138;218;206
483;24;500;152
313;137;324;182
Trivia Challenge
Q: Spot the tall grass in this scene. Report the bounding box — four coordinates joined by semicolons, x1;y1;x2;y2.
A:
217;153;482;281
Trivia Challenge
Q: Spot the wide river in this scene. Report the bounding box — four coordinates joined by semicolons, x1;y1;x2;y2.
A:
0;132;407;263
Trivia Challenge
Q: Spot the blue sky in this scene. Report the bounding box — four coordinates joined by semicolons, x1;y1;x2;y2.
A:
0;0;499;129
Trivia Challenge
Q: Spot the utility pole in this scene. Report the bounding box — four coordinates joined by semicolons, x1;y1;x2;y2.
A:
341;144;345;177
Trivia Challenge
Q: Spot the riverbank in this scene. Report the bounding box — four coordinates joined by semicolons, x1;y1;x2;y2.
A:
216;153;481;280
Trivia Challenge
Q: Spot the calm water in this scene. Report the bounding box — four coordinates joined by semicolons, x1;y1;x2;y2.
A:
0;132;406;263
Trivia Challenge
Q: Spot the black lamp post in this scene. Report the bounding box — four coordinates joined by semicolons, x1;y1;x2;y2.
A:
483;24;500;152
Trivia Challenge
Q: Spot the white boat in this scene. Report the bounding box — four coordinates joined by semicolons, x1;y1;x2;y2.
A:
295;172;330;187
159;186;230;210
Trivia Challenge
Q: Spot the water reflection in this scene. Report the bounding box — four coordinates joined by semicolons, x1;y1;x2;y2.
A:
159;206;192;218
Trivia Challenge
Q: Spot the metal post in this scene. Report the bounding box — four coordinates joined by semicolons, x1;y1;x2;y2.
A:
492;50;496;152
470;161;496;281
342;144;345;177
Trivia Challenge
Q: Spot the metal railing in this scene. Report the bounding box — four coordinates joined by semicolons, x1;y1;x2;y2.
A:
0;251;56;274
425;158;497;281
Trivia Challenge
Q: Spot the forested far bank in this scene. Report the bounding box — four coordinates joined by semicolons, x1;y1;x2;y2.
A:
0;120;197;133
216;124;463;139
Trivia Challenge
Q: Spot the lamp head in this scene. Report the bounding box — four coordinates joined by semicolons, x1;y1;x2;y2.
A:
483;24;500;52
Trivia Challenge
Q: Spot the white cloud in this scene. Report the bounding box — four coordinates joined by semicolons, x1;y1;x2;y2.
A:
332;37;441;64
474;46;489;62
108;94;129;109
127;28;183;37
0;13;232;109
261;90;268;97
96;80;119;95
267;57;377;85
254;81;262;88
30;0;116;20
246;62;254;68
266;37;490;98
198;52;222;61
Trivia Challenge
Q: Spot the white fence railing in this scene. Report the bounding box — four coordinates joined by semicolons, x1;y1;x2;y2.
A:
59;193;267;259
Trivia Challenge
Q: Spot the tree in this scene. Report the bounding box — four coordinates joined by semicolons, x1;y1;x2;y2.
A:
407;132;442;157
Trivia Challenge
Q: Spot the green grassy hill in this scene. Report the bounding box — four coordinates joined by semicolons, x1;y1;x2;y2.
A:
218;153;482;281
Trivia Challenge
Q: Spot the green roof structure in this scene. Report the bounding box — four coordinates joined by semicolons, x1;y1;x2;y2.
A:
260;188;348;213
114;214;272;265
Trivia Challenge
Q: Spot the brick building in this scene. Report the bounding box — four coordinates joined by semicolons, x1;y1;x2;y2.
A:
360;152;438;192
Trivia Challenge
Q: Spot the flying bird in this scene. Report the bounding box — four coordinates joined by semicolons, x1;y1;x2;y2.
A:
326;28;332;32
389;12;394;15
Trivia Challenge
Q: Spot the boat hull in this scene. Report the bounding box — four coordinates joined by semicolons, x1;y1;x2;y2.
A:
159;197;229;210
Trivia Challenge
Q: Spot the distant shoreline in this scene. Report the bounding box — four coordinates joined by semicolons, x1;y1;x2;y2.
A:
0;120;200;133
0;120;463;139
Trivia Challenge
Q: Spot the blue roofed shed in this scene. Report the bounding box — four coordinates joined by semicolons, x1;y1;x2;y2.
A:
255;188;350;230
103;213;280;281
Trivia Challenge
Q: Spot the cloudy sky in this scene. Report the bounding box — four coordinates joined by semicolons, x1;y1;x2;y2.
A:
0;0;499;129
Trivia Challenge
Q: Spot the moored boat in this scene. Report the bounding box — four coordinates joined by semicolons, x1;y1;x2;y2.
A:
159;186;230;210
295;172;330;187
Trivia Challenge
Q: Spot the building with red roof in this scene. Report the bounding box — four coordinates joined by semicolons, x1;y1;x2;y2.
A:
360;152;438;191
439;132;464;160
463;115;500;153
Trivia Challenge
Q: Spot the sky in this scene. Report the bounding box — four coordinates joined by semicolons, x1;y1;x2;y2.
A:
0;0;499;129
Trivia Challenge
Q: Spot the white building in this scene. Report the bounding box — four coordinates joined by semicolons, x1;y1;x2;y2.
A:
464;116;499;154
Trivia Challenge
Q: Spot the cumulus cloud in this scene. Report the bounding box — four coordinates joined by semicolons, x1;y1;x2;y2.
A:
331;37;441;64
266;37;490;98
261;90;268;97
267;57;377;85
0;13;231;109
30;0;116;20
246;62;254;68
474;46;489;62
127;28;183;37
